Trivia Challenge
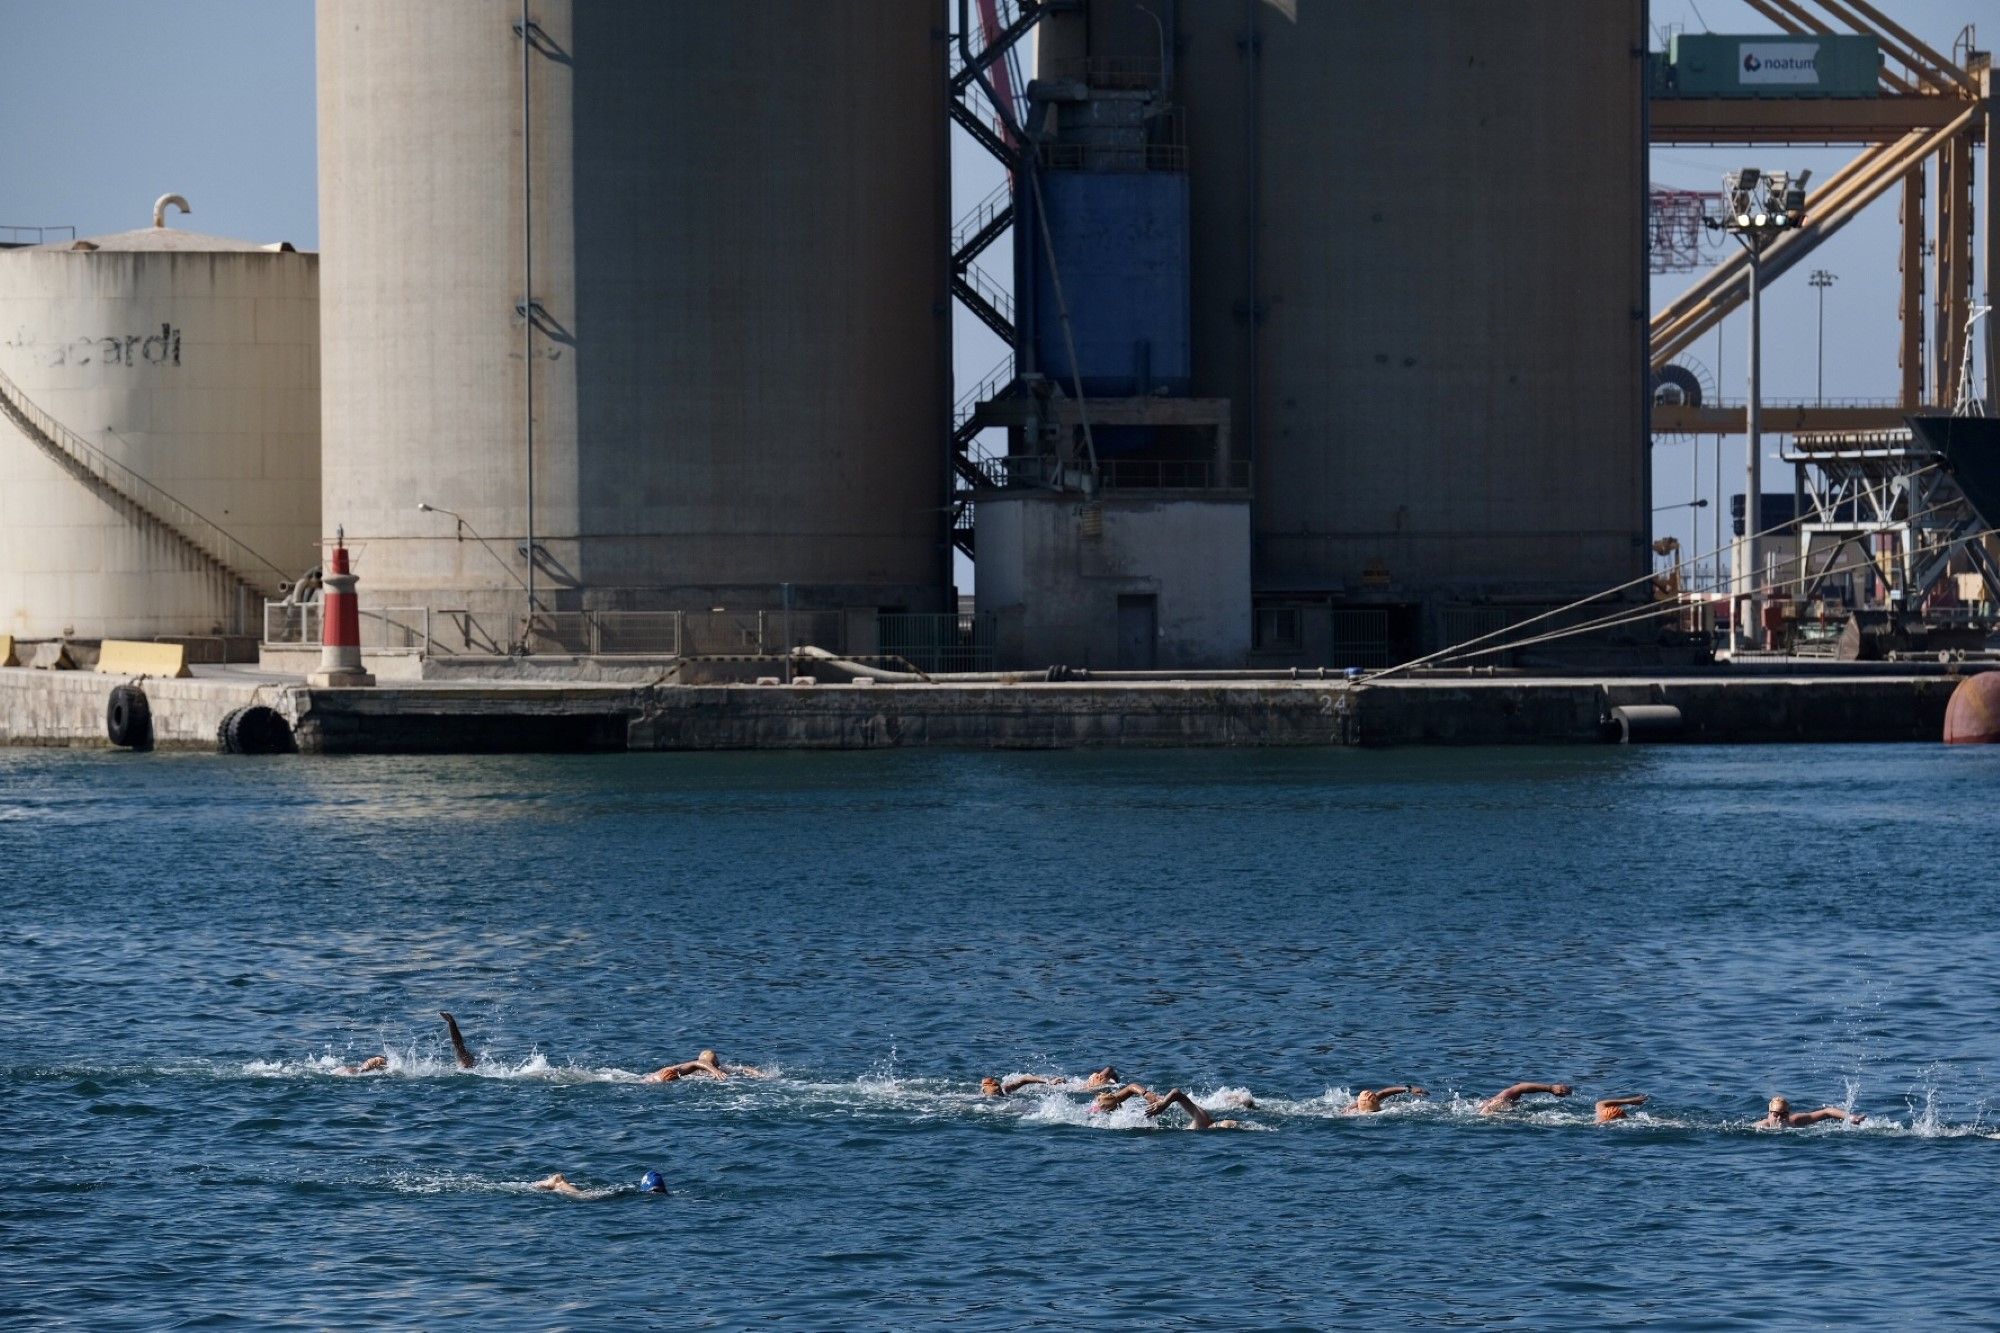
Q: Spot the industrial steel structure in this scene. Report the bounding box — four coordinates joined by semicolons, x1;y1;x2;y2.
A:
0;203;319;640
956;0;1652;667
316;0;951;652
1650;4;1997;436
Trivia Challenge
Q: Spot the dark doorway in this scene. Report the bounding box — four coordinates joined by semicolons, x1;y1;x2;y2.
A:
1116;594;1158;669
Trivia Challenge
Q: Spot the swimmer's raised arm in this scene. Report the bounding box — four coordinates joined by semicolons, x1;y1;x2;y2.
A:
1352;1085;1426;1113
1001;1075;1054;1094
1756;1096;1863;1128
1594;1094;1647;1123
1145;1088;1242;1131
440;1012;477;1070
1092;1083;1156;1113
1480;1081;1572;1114
1792;1106;1863;1126
644;1061;704;1083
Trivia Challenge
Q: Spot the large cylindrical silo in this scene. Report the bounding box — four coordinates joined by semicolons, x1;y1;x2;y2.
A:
317;1;952;636
0;217;320;640
1040;0;1650;622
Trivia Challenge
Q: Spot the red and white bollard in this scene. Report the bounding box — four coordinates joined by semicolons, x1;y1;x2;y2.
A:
308;526;375;687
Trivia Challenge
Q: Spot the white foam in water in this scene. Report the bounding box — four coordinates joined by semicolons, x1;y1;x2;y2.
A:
138;1053;2000;1141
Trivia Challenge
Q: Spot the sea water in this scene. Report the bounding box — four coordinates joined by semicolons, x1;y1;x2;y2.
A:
5;744;2000;1326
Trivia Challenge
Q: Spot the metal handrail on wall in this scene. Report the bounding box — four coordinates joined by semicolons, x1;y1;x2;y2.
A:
972;455;1251;491
0;358;290;599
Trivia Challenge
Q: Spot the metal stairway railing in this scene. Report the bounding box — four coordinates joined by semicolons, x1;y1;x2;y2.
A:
953;262;1015;342
951;181;1015;265
0;358;290;601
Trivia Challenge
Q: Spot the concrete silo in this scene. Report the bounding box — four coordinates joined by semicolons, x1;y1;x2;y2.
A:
316;1;952;648
0;208;320;641
1031;0;1651;663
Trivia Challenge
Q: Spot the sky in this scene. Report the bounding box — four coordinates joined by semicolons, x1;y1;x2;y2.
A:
0;0;1990;586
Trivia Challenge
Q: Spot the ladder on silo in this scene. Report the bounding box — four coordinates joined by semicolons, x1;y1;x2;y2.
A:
0;360;291;604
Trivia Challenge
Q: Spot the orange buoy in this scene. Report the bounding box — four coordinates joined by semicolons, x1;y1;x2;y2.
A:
1942;672;2000;744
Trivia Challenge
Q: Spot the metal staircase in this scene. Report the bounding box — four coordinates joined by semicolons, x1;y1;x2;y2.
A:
0;359;290;602
948;0;1054;560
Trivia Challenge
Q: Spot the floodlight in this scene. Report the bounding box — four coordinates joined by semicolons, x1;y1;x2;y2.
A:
1736;167;1761;189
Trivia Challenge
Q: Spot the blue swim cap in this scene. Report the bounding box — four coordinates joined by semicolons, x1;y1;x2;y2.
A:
639;1170;667;1194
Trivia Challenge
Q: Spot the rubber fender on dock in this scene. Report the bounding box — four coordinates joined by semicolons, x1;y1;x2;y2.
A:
216;704;295;756
106;685;153;750
1603;704;1682;744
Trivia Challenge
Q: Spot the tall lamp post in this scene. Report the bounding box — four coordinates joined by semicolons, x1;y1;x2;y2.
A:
1709;167;1811;654
1809;269;1837;406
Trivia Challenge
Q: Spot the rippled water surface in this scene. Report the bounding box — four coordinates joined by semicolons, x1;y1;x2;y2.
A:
6;744;2000;1327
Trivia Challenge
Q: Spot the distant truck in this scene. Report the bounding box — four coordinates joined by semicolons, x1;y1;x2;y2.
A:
1651;33;1882;99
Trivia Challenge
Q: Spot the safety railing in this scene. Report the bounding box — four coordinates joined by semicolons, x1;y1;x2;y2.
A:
951;180;1013;255
0;358;291;599
264;603;432;652
1099;458;1252;490
958;262;1014;325
1328;609;1395;669
970;455;1251;492
1041;56;1164;90
264;604;688;658
879;612;996;673
0;224;76;245
264;601;319;646
955;352;1016;435
1037;141;1188;172
522;611;684;657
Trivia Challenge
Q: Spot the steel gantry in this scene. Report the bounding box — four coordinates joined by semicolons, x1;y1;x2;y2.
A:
1649;1;1995;435
1782;427;2000;605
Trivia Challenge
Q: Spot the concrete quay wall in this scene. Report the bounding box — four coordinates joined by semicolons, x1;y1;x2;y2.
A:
0;666;282;750
0;669;1971;754
287;674;1963;753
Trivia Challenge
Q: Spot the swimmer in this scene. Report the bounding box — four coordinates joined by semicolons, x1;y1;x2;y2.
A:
531;1172;591;1199
532;1169;668;1199
1090;1084;1245;1129
1480;1081;1573;1115
1349;1085;1427;1114
1091;1083;1158;1113
1755;1096;1865;1129
980;1066;1119;1097
1145;1088;1244;1132
643;1049;768;1083
1594;1094;1648;1123
334;1055;388;1076
440;1011;478;1070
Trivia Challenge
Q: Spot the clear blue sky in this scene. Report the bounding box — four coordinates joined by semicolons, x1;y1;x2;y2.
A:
2;0;1989;580
0;0;316;246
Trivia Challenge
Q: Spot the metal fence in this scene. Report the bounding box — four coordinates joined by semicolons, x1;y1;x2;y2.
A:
972;455;1251;492
521;612;683;657
879;612;996;673
264;602;430;652
1328;608;1395;668
262;601;988;668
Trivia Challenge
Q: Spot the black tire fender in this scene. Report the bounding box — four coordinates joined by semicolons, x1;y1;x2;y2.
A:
106;685;153;750
220;704;295;756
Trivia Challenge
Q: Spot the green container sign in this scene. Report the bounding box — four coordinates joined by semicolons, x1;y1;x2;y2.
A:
1662;33;1881;98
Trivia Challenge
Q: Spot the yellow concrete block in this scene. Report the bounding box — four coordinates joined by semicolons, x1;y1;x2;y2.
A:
0;635;12;667
96;640;192;679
